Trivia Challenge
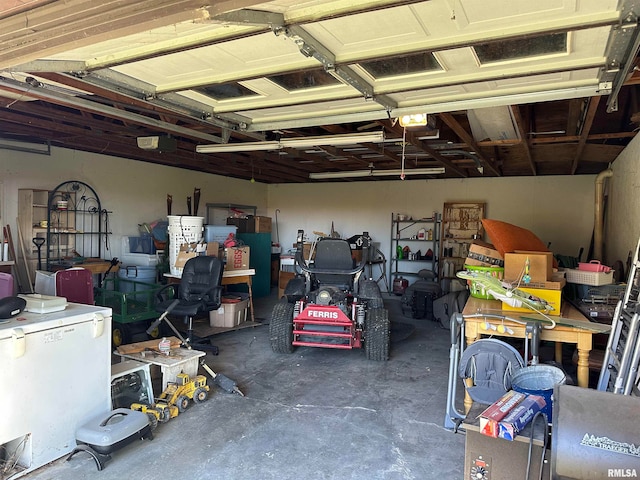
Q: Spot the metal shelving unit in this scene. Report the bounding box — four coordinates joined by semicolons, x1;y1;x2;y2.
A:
390;213;439;285
46;180;111;270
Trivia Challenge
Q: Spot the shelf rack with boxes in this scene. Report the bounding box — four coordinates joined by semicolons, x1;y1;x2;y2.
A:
439;202;485;282
389;213;440;285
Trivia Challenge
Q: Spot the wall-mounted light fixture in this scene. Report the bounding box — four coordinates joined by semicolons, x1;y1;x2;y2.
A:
309;167;445;180
196;131;384;153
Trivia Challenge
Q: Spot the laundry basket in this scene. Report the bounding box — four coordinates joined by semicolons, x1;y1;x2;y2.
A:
168;215;204;275
463;264;504;300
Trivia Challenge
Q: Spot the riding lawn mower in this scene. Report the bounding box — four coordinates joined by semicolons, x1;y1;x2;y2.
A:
269;230;390;361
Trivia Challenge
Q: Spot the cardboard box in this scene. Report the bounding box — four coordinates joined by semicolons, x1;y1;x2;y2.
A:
209;297;249;327
466;241;504;267
498;394;546;441
502;286;562;314
254;216;272;233
504;251;553;283
206;241;221;257
503;271;566;290
278;271;295;298
479;390;527;438
174;250;197;269
226;216;254;233
224;246;250;271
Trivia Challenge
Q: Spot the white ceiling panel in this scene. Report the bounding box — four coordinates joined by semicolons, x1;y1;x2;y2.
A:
0;0;637;183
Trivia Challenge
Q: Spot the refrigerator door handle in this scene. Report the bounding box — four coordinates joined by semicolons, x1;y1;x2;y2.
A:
12;328;25;357
92;314;105;338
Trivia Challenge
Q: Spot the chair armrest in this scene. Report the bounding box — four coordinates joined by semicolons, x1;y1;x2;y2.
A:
203;285;224;309
155;283;178;303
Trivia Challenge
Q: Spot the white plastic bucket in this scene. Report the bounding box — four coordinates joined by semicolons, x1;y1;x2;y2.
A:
167;215;204;275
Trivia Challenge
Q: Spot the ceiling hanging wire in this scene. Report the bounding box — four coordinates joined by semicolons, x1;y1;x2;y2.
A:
400;126;407;180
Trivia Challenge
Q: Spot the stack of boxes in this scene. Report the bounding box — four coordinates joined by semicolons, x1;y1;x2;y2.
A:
466;241;504;268
502;251;565;314
225;215;272;234
465;241;566;313
222;215;273;274
464;241;505;299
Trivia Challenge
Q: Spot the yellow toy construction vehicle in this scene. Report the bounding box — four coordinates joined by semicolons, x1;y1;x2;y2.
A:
130;402;178;429
157;373;210;412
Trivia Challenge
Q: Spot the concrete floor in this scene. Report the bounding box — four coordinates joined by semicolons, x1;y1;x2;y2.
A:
24;291;466;480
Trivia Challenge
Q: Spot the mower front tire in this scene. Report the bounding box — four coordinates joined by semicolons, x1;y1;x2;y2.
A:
365;308;390;361
269;299;295;354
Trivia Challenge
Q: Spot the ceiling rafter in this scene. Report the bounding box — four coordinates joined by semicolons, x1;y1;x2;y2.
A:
383;121;468;178
571;95;601;174
510;105;536;176
438;112;501;176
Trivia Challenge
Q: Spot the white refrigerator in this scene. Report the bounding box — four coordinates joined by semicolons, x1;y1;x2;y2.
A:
0;303;112;478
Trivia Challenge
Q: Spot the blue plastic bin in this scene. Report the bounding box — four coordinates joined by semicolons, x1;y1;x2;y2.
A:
118;266;157;293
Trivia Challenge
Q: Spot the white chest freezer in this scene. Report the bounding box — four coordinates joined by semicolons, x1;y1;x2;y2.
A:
0;303;112;478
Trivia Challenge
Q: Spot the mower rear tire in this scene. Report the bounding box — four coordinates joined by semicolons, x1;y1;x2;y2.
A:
269;299;295;354
365;308;390;361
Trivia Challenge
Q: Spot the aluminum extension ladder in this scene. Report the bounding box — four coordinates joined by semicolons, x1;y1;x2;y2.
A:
597;237;640;395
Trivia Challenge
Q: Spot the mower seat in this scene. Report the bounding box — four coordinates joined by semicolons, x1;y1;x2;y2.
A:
313;238;355;289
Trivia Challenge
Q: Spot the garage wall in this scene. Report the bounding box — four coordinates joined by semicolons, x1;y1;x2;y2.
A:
608;133;640;268
1;145;601;285
0;147;268;260
268;175;597;263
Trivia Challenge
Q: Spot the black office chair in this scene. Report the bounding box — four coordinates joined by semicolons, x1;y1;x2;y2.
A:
153;255;224;353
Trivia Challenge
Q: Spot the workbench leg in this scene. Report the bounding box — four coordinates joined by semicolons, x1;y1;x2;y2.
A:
555;342;563;364
576;347;591;388
464;378;474;414
463;335;479;413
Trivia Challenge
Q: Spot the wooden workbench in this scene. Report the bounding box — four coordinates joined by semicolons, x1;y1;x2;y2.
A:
462;296;610;411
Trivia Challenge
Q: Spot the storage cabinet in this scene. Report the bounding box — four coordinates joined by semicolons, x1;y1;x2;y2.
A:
439;202;485;282
389;213;439;283
237;232;271;297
